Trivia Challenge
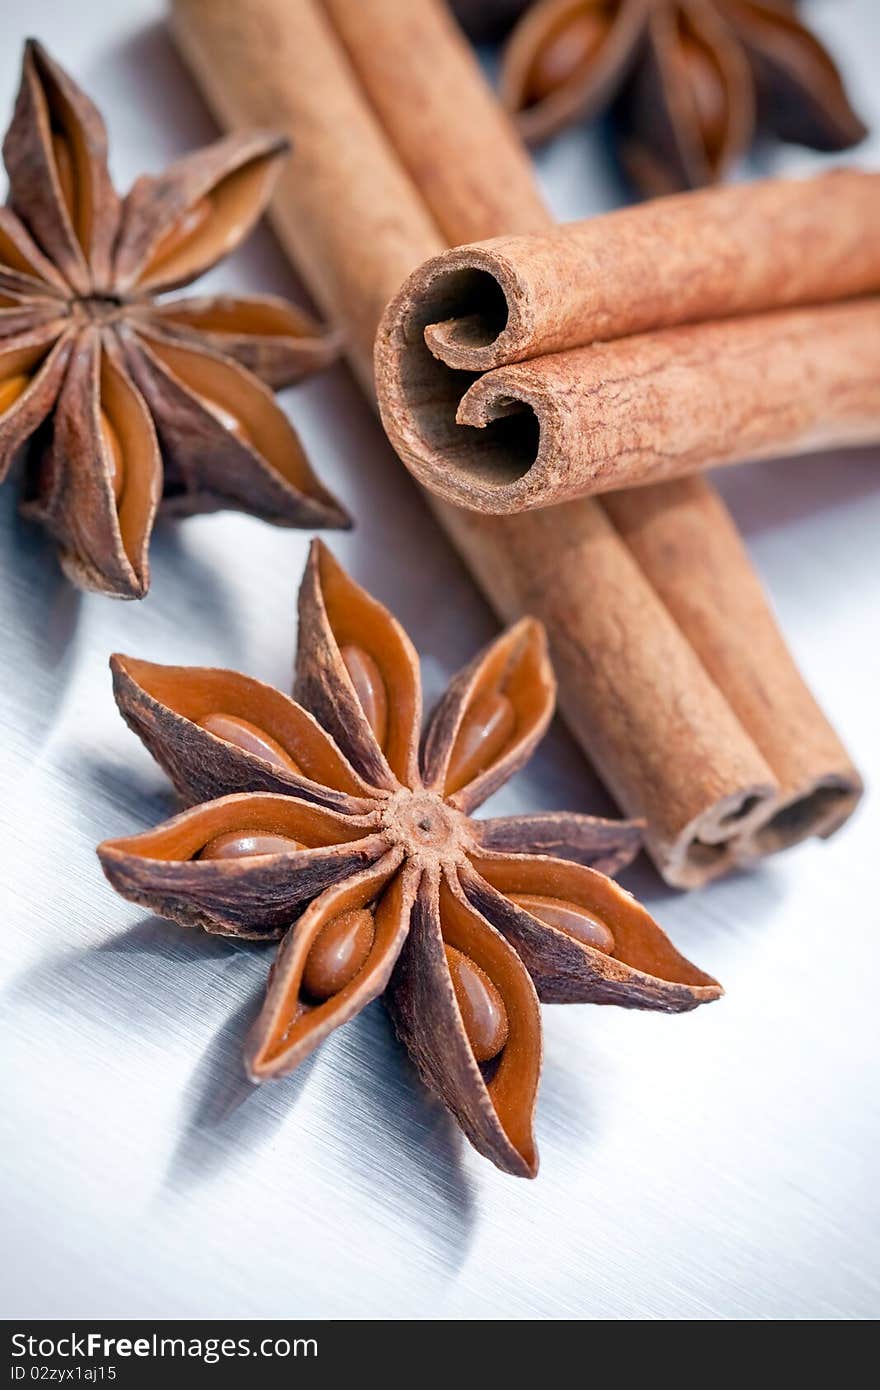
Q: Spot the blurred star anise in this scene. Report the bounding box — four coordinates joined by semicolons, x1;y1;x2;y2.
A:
491;0;868;195
451;0;534;42
98;541;721;1178
0;40;347;599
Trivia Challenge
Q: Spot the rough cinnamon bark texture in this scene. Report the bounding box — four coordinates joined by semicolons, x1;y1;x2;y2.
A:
395;298;880;509
172;1;443;398
169;0;860;883
406;171;880;373
602;482;864;852
329;1;548;248
437;498;776;884
326;0;863;868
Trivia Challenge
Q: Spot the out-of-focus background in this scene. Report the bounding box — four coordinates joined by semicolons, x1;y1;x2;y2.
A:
1;1;878;1319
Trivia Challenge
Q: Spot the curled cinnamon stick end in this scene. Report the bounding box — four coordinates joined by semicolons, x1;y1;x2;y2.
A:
447;300;880;509
603;479;864;859
376;172;880;513
378;247;880;516
397;172;880;371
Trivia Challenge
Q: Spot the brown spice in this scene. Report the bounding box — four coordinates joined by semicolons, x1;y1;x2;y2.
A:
0;40;346;599
170;0;861;884
498;0;868;195
393;295;880;509
96;541;703;1179
328;0;864;875
403;171;880;373
603;480;864;852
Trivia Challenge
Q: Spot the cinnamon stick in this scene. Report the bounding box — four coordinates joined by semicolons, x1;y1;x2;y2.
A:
326;0;862;864
384;296;880;509
406;171;880;374
169;0;860;883
602;481;864;853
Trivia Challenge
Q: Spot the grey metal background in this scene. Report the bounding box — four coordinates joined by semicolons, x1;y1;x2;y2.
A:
1;0;878;1320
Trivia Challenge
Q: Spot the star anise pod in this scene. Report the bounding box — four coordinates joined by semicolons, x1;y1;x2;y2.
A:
0;40;347;599
97;541;721;1178
496;0;867;195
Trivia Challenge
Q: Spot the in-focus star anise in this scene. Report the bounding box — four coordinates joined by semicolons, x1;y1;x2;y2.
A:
0;40;347;598
493;0;867;195
98;541;721;1178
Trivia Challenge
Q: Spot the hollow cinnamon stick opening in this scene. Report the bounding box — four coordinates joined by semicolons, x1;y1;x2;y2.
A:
416;171;880;373
381;293;880;510
602;480;864;858
170;0;861;882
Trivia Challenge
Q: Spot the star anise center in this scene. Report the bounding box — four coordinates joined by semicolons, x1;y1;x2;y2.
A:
381;787;472;863
69;292;127;324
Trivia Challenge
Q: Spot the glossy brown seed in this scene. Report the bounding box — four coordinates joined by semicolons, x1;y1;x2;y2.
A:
194;389;252;446
678;36;727;161
525;10;608;104
51;132;76;222
198;712;303;775
301;906;376;1000
510;892;616;955
340;644;389;748
0;374;30;415
99;409;125;502
145;194;212;276
446;689;516;793
199;830;303;860
444;944;509;1062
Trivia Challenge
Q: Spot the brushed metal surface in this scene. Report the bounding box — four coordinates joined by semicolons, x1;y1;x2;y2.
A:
1;0;878;1321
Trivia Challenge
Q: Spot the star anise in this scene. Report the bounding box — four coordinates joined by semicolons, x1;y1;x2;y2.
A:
0;40;347;599
98;541;721;1178
493;0;867;195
